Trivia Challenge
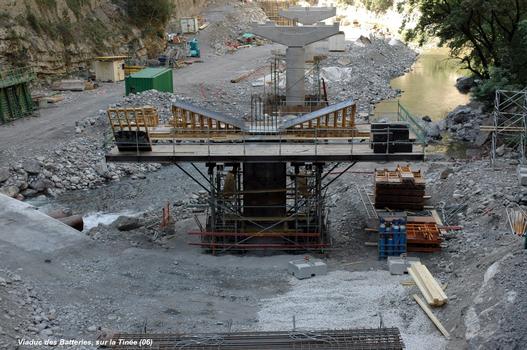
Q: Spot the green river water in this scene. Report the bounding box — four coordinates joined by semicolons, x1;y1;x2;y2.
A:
375;48;470;121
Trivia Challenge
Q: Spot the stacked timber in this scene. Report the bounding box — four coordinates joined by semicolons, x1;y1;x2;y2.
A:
374;165;425;210
408;262;448;307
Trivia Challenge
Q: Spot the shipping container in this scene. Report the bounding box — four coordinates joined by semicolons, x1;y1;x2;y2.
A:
125;67;173;96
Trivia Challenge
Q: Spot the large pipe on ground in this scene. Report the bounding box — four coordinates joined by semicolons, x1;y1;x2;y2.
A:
45;208;72;220
57;215;84;231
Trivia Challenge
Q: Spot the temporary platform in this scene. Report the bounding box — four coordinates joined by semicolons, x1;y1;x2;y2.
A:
110;328;405;349
105;101;424;254
0;67;35;124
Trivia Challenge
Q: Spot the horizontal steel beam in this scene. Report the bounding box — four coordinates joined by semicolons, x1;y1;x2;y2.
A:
106;153;424;163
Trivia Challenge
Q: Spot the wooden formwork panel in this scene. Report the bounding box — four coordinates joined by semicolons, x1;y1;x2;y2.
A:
170;105;241;136
107;105;159;133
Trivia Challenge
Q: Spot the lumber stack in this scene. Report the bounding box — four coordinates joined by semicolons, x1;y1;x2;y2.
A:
374;165;425;210
408;262;448;306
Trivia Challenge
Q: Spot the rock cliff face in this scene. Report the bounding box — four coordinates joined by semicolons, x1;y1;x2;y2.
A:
0;0;207;77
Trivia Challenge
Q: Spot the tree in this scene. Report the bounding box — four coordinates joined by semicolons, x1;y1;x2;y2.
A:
125;0;172;28
404;0;527;83
339;0;394;13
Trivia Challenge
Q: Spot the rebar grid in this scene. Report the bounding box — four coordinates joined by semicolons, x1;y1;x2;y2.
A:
110;328;404;350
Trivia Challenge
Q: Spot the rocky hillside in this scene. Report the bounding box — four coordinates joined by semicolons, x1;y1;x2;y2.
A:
0;0;207;77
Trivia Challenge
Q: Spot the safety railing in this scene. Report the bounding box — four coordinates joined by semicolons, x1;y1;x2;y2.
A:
107;124;424;159
397;101;427;145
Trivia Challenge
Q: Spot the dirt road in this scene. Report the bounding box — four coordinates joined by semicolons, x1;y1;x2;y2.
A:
0;83;123;163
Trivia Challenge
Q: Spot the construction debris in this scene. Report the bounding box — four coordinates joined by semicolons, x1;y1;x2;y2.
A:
408;262;448;307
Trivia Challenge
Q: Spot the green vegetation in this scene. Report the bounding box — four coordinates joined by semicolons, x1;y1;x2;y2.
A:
339;0;394;13
35;0;57;12
82;17;109;50
404;0;527;101
66;0;90;18
125;0;173;28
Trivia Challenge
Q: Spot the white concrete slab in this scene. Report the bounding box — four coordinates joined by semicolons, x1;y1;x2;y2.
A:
0;194;84;253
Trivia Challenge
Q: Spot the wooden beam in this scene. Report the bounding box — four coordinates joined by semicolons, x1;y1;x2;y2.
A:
413;294;450;339
408;265;434;305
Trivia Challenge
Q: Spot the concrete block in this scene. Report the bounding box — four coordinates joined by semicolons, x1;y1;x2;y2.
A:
288;257;327;279
387;256;421;275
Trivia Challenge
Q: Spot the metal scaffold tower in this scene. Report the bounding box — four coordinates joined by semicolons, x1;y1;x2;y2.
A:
489;89;527;166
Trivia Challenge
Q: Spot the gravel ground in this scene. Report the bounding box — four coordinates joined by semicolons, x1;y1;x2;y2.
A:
255;270;446;350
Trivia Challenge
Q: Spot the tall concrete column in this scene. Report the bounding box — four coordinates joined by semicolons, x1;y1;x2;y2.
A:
286;47;306;106
251;16;340;107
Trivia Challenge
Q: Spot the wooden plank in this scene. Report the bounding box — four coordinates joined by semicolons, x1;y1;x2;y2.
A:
414;263;442;305
408;265;434;305
415;263;448;302
413;294;450;339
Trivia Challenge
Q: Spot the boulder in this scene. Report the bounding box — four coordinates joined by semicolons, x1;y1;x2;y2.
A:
496;144;506;157
0;167;10;183
440;167;454;179
422;116;432;123
447;106;473;124
113;216;144;231
21;189;39;198
23;159;42;174
456;76;475;93
426;123;442;140
357;35;371;45
0;185;19;198
94;161;109;177
29;178;55;192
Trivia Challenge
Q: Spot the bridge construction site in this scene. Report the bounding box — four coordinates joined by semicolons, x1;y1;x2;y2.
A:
98;6;444;349
105;6;424;258
3;2;525;350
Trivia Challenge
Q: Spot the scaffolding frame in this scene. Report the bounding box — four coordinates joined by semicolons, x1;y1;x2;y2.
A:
490;89;527;166
188;162;334;254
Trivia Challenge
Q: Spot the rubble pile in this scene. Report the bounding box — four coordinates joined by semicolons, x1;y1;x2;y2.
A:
0;269;61;346
444;102;490;142
323;38;417;111
207;2;268;55
0;130;161;200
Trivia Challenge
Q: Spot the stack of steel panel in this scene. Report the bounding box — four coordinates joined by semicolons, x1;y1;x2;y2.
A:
0;67;35;124
110;328;405;349
374;166;425;210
